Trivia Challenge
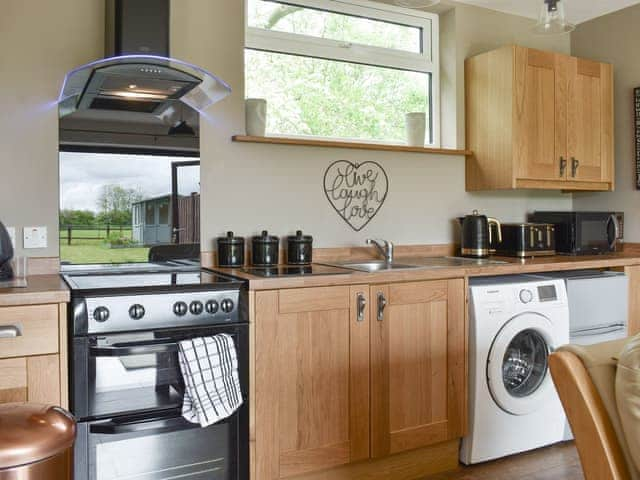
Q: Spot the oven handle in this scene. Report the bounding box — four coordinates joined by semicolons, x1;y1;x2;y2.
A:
90;413;196;435
90;340;179;357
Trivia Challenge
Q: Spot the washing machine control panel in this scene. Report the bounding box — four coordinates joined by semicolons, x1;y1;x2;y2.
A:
519;289;534;304
470;277;568;313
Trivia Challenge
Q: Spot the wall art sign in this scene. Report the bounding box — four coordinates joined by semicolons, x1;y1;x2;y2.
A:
323;160;389;232
635;87;640;189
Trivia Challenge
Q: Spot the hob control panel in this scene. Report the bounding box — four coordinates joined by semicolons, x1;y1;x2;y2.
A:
83;289;241;334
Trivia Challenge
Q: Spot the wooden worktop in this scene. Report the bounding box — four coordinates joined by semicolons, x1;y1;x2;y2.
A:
215;246;640;291
0;275;70;307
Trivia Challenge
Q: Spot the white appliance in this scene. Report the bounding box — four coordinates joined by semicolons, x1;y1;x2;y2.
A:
461;275;570;465
533;270;628;345
532;269;628;440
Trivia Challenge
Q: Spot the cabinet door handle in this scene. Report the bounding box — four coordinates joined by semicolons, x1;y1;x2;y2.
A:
377;292;387;322
0;325;21;338
356;293;366;322
559;157;567;177
571;157;580;178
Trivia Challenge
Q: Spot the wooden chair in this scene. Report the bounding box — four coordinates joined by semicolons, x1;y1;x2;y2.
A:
549;339;637;480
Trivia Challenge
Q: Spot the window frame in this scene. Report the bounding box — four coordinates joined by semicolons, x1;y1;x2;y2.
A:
245;0;441;146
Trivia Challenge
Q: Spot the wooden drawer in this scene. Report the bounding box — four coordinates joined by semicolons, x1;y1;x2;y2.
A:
0;305;59;359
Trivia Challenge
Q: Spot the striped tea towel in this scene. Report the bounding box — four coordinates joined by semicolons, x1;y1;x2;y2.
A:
178;334;243;427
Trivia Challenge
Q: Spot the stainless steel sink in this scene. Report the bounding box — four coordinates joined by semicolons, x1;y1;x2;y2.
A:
324;256;509;273
338;262;423;273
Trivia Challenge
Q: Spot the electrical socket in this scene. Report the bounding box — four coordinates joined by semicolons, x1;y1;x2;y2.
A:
23;226;47;249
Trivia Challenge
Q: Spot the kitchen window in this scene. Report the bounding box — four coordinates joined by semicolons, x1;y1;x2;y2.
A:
245;0;440;145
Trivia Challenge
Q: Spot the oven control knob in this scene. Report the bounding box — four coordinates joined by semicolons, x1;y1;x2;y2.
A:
173;301;188;316
519;289;534;304
93;306;110;323
205;300;219;314
221;298;235;313
190;301;204;315
129;304;145;320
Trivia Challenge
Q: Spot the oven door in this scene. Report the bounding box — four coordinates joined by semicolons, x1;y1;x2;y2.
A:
75;410;240;480
575;212;618;254
72;324;248;420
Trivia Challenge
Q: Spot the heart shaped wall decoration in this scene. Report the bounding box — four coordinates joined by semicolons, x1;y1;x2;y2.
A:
323;160;389;232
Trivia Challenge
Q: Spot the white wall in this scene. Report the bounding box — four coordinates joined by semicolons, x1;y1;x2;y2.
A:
571;4;640;241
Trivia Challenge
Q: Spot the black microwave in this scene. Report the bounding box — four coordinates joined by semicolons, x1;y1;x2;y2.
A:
529;211;623;255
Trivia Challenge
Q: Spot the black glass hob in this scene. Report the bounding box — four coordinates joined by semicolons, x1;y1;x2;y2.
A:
241;264;353;278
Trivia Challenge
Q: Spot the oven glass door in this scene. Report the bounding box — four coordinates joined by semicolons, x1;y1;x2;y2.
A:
85;412;237;480
86;325;246;419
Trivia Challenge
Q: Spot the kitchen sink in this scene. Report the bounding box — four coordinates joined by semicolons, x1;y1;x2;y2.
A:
324;256;509;273
338;262;423;272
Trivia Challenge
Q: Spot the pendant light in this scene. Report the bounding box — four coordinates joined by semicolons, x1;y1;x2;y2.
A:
393;0;440;8
532;0;575;34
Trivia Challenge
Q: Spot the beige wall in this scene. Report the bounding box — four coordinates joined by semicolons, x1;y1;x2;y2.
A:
0;0;104;258
571;4;640;241
1;0;574;260
173;0;572;252
450;2;571;148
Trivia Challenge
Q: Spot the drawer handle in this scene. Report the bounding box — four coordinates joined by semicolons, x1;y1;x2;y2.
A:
0;325;22;338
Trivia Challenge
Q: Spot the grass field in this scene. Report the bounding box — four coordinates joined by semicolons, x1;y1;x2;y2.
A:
60;227;149;264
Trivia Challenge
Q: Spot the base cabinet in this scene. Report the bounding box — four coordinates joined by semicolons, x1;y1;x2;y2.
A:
253;280;466;479
0;303;68;407
255;286;370;479
371;279;466;457
0;354;61;404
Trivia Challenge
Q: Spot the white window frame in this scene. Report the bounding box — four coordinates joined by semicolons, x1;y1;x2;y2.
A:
245;0;441;146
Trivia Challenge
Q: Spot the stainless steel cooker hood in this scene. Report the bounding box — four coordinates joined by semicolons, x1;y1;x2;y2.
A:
58;0;231;118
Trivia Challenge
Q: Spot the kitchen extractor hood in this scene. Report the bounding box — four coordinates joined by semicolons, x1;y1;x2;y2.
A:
58;0;231;118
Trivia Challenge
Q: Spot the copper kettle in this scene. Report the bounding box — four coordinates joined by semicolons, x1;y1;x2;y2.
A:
457;210;502;258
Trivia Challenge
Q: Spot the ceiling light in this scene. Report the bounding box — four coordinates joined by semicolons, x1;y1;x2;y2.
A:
101;90;169;100
533;0;575;35
393;0;440;8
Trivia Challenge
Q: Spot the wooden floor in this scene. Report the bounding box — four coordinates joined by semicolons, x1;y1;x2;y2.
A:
420;442;583;480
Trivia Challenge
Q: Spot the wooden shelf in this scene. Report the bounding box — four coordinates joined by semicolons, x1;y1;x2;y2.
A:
232;135;472;156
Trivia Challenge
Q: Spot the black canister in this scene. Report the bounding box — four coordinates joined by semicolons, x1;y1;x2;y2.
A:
252;230;280;266
217;231;245;267
287;230;313;265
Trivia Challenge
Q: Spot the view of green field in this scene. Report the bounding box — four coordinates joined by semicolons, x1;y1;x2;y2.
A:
60;227;149;264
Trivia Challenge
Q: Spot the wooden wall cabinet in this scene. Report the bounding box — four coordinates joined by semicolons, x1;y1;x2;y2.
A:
254;280;466;479
465;45;614;192
0;303;68;407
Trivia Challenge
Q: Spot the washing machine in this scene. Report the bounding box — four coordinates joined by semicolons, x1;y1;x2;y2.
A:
460;275;570;465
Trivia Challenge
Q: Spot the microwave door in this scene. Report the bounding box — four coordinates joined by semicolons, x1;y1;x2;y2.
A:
575;213;611;253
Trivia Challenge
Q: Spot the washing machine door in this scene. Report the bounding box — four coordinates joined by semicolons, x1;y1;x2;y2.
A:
487;312;555;416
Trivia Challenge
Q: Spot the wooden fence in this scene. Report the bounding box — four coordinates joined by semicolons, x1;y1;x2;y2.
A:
60;225;133;245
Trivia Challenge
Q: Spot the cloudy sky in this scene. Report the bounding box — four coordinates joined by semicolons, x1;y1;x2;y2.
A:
60;152;200;212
